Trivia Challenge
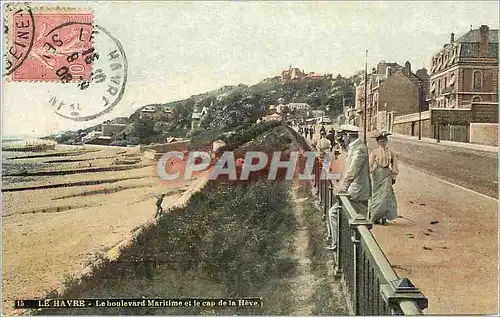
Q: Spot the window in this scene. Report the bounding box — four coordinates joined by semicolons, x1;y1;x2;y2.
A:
450;73;456;90
473;71;482;89
430;81;436;93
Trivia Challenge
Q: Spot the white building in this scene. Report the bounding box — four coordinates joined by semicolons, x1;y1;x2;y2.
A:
263;113;283;122
82;130;103;142
139;105;157;119
286;103;311;110
311;110;325;118
141;106;156;113
317;117;333;124
191;106;209;131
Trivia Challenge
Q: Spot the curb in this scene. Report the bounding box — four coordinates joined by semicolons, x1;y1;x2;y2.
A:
390;133;498;153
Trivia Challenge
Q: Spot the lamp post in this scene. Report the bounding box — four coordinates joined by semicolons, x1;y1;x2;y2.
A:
418;83;423;140
437;115;441;143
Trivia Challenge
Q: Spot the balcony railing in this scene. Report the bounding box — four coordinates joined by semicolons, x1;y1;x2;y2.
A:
311;157;428;315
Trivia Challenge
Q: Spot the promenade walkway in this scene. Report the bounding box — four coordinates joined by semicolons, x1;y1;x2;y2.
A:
299;123;498;315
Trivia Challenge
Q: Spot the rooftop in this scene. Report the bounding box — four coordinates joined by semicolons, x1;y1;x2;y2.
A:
142;106;156;112
456;28;499;44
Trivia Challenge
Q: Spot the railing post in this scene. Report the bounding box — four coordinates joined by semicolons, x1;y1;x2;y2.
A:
315;159;321;195
312;157;317;189
332;202;343;278
352;231;361;315
380;278;428;314
326;182;333;222
312;157;316;187
323;179;328;213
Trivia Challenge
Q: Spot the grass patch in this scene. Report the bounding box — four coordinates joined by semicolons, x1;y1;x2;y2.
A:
217;121;282;152
33;178;298;315
188;129;224;150
295;182;348;315
311;280;347;315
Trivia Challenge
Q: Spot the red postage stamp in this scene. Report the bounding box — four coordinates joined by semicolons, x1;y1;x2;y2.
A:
5;6;94;82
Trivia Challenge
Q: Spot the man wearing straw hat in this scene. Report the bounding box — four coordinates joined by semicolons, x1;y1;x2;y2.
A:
334;124;371;217
325;124;370;250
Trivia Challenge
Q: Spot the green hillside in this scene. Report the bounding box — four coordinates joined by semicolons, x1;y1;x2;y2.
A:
47;74;357;146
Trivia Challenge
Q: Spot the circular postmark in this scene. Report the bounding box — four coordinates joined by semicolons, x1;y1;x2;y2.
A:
3;3;36;76
47;23;128;121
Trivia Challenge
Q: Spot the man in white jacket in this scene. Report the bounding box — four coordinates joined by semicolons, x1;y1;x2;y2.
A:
334;124;371;217
326;124;371;251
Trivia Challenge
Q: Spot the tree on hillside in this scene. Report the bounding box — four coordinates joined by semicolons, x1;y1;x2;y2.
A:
199;89;267;131
351;70;365;86
112;74;355;143
169;98;195;130
116;118;155;144
325;75;355;116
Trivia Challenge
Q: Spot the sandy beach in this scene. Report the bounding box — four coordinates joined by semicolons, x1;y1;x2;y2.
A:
2;144;201;315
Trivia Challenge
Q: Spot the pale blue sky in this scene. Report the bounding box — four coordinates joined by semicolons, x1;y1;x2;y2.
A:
2;1;499;136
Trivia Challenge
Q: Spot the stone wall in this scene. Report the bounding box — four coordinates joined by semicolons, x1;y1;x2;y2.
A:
393;119;432;138
431;109;473;125
139;140;189;153
471;103;498;123
470;123;498;146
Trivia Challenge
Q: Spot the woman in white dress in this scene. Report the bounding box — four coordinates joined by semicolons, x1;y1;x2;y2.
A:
368;131;399;225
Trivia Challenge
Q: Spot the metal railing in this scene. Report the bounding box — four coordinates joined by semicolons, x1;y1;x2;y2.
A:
312;157;428;315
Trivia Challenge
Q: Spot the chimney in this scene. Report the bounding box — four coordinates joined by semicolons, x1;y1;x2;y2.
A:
479;25;489;57
404;61;411;76
386;66;392;77
450;32;455;44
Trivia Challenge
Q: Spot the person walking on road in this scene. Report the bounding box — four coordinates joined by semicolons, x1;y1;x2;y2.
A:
316;130;331;158
334;124;371;217
368;131;399;225
308;126;313;140
320;124;326;135
325;128;336;151
154;194;166;218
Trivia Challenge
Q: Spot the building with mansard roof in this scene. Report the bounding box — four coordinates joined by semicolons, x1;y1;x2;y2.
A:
428;25;498;110
389;25;498;145
424;25;498;145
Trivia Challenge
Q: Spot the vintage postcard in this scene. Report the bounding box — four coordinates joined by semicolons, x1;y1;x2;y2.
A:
1;1;499;316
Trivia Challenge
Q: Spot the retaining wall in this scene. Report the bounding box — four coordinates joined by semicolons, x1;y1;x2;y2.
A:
470;123;498;147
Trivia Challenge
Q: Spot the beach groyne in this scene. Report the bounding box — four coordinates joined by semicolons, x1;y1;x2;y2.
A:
2;143;56;152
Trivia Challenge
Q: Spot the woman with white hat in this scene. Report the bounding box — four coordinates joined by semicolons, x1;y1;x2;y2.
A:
368;131;399;225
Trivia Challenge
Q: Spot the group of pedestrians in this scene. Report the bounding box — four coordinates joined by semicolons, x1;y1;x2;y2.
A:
324;124;399;226
299;123;338;152
298;125;314;140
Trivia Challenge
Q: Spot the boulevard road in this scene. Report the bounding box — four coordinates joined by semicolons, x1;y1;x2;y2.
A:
366;136;498;199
